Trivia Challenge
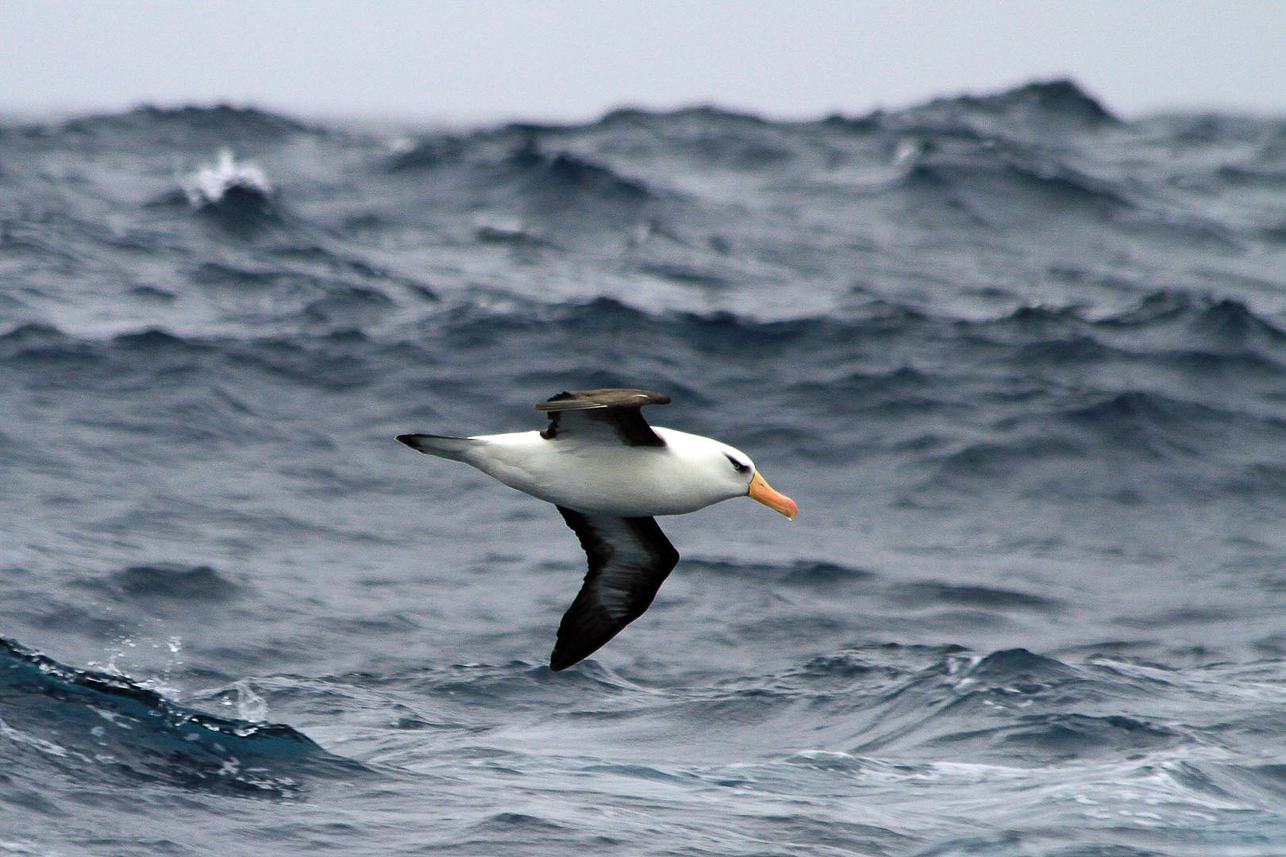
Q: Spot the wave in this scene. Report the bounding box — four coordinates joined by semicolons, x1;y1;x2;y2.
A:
5;86;1278;342
835;79;1119;142
364;86;1126;242
890;141;1137;231
601;104;796;170
384;134;467;172
4;287;1283;377
81;563;242;602
499;645;1200;772
797;648;1192;765
387;125;652;201
0;636;347;795
182;148;279;229
55;103;315;145
6;286;1286;414
588;81;1115;147
505;138;652;202
890;581;1061;612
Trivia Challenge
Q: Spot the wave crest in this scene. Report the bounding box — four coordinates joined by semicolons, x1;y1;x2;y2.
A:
0;637;341;795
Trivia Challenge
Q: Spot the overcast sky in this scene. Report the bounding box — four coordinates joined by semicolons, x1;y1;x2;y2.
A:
4;1;1284;124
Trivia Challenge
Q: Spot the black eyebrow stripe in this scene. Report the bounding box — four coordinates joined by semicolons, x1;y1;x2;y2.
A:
724;453;749;473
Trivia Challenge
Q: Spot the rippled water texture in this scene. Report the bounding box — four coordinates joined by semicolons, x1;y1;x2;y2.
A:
4;81;1286;855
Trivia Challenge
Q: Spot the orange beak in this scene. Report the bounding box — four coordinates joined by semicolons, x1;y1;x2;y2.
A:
747;471;798;520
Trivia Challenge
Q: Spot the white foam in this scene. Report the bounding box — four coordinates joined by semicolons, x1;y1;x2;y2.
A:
182;148;273;208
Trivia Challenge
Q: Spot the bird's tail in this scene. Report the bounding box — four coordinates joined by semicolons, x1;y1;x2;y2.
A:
396;433;483;462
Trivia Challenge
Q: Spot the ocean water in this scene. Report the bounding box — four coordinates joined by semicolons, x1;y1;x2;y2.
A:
3;80;1286;855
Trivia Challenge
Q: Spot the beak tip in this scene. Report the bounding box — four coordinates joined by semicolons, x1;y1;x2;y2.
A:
747;471;798;520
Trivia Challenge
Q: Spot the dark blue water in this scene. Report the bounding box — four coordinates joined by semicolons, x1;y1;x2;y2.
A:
4;80;1286;855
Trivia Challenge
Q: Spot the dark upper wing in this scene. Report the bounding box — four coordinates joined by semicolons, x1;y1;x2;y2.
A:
549;506;680;671
535;389;670;447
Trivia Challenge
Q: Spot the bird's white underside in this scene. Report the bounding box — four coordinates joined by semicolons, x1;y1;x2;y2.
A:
459;426;754;517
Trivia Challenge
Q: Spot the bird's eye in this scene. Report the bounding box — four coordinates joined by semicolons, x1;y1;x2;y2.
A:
725;454;750;474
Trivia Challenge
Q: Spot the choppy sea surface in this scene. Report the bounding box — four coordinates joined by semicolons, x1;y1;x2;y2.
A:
4;80;1286;856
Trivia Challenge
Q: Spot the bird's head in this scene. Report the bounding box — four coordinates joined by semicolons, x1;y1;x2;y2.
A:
716;446;798;520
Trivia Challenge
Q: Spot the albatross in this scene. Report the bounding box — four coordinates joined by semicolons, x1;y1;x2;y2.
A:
397;388;797;670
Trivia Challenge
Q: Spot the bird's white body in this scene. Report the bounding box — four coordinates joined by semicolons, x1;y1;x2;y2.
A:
429;426;752;517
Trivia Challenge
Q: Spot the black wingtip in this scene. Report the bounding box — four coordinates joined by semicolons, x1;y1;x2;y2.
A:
395;434;420;449
549;648;578;671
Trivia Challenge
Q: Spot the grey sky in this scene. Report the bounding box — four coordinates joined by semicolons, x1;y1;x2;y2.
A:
4;1;1284;123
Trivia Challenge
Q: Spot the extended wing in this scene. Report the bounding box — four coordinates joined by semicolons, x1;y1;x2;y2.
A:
550;506;680;671
536;388;670;447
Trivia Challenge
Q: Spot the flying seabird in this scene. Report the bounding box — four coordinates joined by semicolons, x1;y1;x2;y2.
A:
396;388;797;670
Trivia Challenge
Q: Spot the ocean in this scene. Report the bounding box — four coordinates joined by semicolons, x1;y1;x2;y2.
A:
3;79;1286;855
